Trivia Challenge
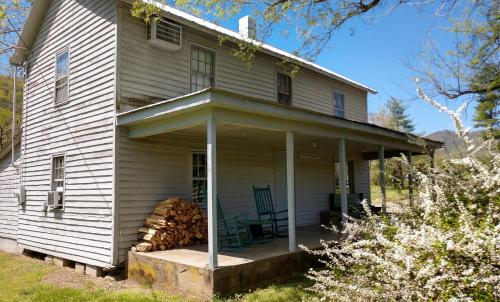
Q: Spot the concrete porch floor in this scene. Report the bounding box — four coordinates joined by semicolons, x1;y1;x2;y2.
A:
142;225;333;268
127;225;334;298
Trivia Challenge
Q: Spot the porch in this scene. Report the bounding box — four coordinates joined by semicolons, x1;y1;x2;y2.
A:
127;225;333;298
117;88;441;296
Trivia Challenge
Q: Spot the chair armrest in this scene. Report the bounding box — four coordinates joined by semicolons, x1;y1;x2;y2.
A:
274;209;288;216
244;218;274;225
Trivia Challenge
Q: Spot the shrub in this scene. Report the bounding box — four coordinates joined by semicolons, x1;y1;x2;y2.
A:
302;86;499;301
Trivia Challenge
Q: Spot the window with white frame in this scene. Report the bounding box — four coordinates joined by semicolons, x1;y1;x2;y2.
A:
191;151;207;205
333;91;345;118
54;50;69;104
277;72;292;105
190;46;215;92
52;155;65;192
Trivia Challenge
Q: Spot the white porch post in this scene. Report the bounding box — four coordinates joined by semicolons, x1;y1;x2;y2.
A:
338;138;348;226
286;131;296;252
207;118;218;268
407;150;413;206
11;66;16;166
378;145;387;213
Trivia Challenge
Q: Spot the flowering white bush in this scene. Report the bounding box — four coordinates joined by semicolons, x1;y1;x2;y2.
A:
303;86;500;301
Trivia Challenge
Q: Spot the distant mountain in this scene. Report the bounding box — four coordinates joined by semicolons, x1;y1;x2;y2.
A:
426;130;483;158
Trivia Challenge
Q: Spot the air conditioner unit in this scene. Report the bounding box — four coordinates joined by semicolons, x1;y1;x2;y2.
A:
47;191;64;210
16;187;26;205
147;17;182;51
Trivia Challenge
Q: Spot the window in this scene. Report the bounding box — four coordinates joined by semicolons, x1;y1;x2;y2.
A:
51;155;65;192
277;72;292;105
334;160;355;194
191;151;207;205
190;46;215;92
55;50;69;104
333;91;345;118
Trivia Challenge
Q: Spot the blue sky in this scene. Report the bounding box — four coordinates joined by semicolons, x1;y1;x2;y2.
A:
221;3;475;135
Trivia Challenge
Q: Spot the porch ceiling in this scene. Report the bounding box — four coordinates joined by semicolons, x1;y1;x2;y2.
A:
116;88;443;156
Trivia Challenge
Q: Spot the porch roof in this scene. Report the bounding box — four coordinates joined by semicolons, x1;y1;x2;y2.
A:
116;88;443;157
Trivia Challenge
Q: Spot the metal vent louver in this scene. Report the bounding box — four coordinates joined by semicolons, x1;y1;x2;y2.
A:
148;17;182;51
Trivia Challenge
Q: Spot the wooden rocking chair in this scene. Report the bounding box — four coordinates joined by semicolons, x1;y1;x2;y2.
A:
217;199;253;252
252;185;288;237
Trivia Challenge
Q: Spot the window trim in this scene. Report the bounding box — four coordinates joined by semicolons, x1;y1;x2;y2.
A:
332;89;345;118
276;71;292;105
53;47;71;106
49;153;66;210
189;43;216;93
188;149;207;207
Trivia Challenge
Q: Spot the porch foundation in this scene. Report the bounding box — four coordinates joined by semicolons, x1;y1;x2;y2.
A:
126;225;331;299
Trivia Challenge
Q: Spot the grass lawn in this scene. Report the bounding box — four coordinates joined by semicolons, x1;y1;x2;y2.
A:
0;252;312;302
370;184;409;208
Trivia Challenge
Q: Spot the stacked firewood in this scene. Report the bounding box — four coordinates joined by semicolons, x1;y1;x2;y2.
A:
132;196;208;253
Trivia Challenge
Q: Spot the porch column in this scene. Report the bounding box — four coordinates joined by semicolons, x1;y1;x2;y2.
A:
207;118;218;268
11;66;16;166
286;131;296;252
407;150;413;206
338;138;348;226
429;149;436;201
378;145;387;213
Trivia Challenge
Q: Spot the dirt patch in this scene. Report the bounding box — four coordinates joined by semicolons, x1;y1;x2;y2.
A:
42;266;137;291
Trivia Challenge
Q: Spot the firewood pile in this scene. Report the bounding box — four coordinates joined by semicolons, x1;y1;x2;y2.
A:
131;196;208;253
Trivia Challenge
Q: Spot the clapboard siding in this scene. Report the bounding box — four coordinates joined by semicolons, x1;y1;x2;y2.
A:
0;147;21;240
118;7;368;122
117;129;370;261
19;0;116;267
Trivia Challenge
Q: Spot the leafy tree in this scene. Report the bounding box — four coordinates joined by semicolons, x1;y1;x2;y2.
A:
0;74;23;150
0;1;30;151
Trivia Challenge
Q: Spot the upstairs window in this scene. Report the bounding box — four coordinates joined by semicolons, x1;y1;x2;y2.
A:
55;50;69;104
190;46;215;92
277;72;292;105
191;151;207;205
333;91;345;118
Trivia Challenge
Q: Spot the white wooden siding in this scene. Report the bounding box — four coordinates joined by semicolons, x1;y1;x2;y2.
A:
20;0;117;267
117;129;370;261
118;7;368;122
0;147;21;240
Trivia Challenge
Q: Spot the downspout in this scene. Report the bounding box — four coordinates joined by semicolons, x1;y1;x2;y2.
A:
11;65;17;166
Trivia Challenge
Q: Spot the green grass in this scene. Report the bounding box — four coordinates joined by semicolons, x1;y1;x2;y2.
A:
0;252;311;302
370;184;409;207
0;252;189;302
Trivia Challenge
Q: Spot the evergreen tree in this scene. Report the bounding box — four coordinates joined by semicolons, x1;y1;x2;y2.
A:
387;97;415;133
472;63;499;137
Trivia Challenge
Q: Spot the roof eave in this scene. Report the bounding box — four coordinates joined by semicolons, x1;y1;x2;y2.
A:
10;0;51;66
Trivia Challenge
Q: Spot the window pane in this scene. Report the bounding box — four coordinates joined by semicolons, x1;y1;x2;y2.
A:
56;52;69;80
190;47;214;92
277;73;291;104
199;166;206;178
52;156;65;190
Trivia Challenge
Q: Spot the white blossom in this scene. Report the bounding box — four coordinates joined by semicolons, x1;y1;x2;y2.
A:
303;89;500;302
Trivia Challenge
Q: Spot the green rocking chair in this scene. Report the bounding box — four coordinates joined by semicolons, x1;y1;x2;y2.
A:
217;200;253;252
252;185;288;237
